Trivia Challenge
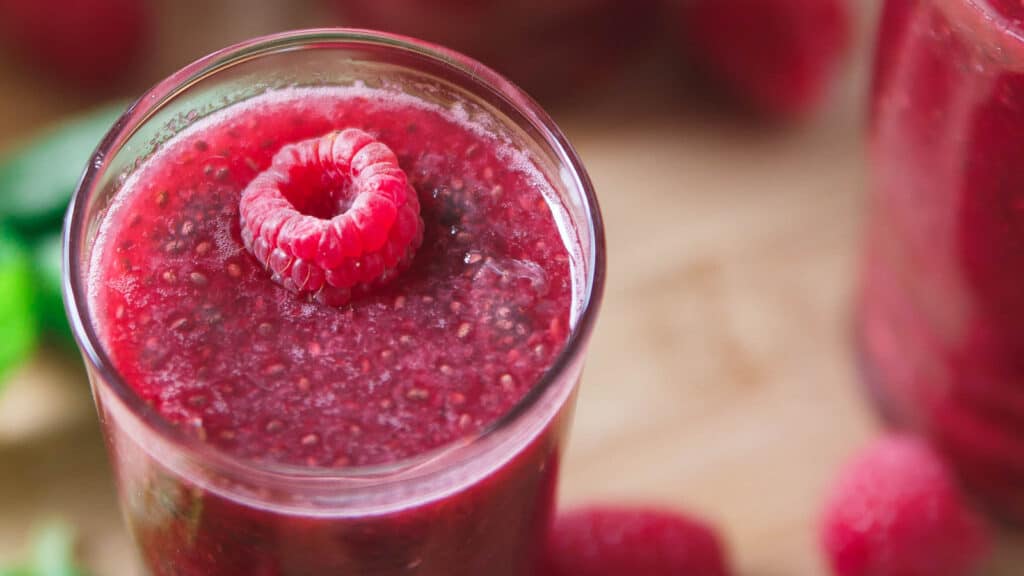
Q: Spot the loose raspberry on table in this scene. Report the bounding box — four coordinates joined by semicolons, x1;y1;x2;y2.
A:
819;434;990;576
542;506;732;576
239;128;424;306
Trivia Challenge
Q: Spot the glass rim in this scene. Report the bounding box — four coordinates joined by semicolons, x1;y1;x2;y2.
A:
62;28;606;483
938;0;1024;61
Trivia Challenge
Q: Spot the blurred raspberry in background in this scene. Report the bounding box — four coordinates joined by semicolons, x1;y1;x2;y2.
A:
0;0;152;92
677;0;853;119
328;0;658;101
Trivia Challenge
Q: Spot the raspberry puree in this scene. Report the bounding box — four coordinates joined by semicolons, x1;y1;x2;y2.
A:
90;86;576;469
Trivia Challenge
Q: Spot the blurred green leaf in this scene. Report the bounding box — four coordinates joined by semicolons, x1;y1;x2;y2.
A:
32;232;73;347
31;523;85;576
0;104;126;235
0;522;86;576
0;226;38;386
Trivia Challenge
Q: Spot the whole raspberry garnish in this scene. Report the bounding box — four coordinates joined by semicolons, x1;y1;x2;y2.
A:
239;129;423;306
679;0;851;119
542;506;732;576
819;434;990;576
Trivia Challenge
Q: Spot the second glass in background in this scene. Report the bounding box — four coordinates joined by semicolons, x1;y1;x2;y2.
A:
861;0;1024;523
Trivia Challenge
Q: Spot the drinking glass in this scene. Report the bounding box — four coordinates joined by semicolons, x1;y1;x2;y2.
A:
860;0;1024;524
64;29;605;574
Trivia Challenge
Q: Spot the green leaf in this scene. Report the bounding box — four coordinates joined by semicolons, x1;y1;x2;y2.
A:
0;521;87;576
30;522;85;576
0;104;126;235
31;232;73;347
0;226;38;386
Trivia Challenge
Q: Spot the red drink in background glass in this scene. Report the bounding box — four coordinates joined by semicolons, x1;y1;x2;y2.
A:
64;30;604;575
861;0;1024;524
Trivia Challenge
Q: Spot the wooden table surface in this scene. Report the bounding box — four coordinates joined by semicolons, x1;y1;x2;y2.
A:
0;2;1021;574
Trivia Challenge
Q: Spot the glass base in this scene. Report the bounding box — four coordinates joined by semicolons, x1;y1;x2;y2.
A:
854;316;1024;530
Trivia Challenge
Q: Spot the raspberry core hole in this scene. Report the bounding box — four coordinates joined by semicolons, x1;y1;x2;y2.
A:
279;164;356;220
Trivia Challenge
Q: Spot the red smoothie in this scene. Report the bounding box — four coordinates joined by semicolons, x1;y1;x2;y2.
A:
861;0;1024;523
86;85;581;574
